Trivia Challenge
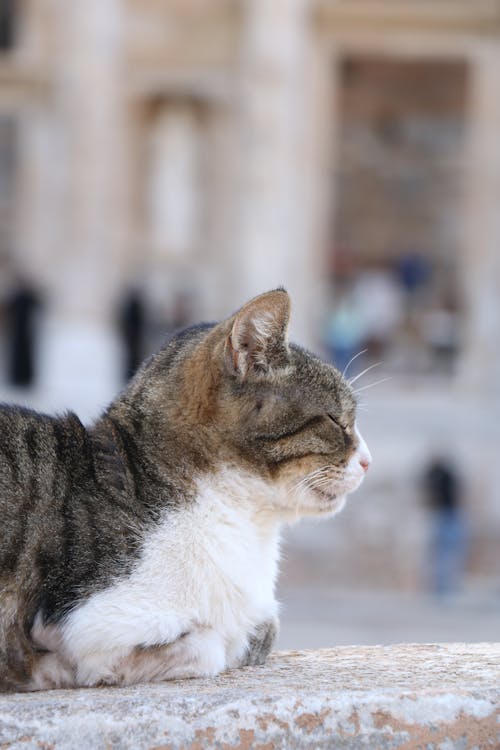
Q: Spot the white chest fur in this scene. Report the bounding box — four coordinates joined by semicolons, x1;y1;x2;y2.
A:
45;470;281;686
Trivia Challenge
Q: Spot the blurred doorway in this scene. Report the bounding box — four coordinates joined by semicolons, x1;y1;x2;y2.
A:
327;58;468;377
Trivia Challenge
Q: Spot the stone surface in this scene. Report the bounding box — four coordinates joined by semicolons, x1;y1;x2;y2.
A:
0;643;499;749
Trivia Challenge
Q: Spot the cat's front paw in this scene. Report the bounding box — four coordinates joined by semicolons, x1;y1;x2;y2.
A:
28;652;76;691
240;617;279;667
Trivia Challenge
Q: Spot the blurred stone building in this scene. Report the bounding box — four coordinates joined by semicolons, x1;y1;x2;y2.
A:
0;0;499;586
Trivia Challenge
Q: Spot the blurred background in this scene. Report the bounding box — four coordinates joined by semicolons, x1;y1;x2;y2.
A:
0;0;499;647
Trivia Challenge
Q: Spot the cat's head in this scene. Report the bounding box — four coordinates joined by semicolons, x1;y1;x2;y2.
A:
210;289;371;518
126;289;371;519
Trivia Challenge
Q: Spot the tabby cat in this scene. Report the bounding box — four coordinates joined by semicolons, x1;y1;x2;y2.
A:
0;289;371;691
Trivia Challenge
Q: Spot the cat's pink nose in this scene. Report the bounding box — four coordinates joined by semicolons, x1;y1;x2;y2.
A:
359;456;371;473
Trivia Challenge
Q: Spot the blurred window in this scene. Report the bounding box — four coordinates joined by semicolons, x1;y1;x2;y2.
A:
329;57;467;376
0;0;15;51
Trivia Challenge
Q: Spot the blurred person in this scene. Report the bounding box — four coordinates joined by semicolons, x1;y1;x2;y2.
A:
324;285;365;373
396;251;431;302
419;306;460;375
351;266;404;360
391;253;435;372
422;456;467;597
5;274;41;388
119;288;146;381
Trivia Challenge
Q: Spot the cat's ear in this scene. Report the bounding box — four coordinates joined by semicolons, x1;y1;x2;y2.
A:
225;289;291;378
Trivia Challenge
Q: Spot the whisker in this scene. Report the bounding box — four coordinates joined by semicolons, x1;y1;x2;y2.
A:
307;475;338;485
356;399;369;412
308;465;331;478
292;470;343;494
349;362;382;386
291;469;326;491
308;479;337;491
293;465;330;485
342;349;368;379
291;476;316;493
307;473;343;488
354;376;392;394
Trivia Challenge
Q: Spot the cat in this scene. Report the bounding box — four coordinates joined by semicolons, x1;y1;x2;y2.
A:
0;289;371;691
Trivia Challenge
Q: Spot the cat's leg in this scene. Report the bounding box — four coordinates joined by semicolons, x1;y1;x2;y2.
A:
61;599;193;686
113;627;227;686
0;625;74;692
239;617;279;667
0;628;35;692
0;593;44;692
72;627;226;687
25;609;76;690
27;652;75;691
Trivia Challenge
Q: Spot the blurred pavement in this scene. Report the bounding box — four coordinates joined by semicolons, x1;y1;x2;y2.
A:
278;585;500;649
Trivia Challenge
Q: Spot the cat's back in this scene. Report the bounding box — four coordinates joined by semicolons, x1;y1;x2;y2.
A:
0;405;87;495
0;406;89;570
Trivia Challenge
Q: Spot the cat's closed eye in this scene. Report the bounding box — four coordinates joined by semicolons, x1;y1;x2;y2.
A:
327;414;348;432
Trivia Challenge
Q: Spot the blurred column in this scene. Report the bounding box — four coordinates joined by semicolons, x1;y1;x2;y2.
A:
234;0;320;345
142;102;202;330
460;45;500;398
40;0;125;419
147;103;201;262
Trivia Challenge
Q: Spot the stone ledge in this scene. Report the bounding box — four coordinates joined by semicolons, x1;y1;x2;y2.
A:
1;643;499;749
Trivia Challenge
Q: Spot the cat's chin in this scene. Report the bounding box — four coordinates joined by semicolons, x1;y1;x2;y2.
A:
310;488;347;517
286;489;347;519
